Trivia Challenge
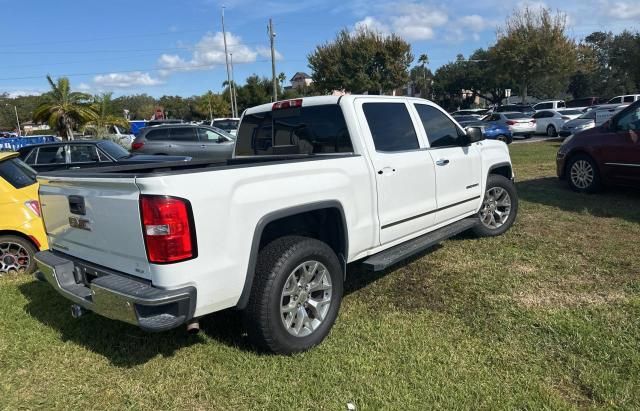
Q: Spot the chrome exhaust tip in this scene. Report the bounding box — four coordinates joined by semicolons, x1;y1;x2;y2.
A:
186;318;200;335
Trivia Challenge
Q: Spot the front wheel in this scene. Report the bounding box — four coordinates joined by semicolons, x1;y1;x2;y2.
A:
567;154;601;193
244;236;343;354
472;175;518;237
546;125;557;137
496;134;509;143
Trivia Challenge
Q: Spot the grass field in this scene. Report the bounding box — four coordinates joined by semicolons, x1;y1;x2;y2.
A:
1;141;639;410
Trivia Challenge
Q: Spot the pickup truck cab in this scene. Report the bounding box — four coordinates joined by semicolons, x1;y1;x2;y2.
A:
33;96;518;353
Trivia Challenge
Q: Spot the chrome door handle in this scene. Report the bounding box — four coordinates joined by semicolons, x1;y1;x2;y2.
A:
200;144;206;148
436;159;450;166
377;167;396;175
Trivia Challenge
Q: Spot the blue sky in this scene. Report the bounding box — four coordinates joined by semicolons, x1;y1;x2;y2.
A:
0;0;638;97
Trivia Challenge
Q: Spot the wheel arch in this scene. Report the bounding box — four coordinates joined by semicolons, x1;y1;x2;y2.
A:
235;200;348;310
563;149;600;178
0;230;41;250
488;162;513;181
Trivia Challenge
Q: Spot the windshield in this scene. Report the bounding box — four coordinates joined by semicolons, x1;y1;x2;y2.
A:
505;113;529;119
578;111;597;120
0;157;37;189
212;120;240;131
558;110;583;116
97;140;130;159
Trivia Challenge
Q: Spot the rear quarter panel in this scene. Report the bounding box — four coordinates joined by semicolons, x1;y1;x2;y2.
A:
135;156;376;316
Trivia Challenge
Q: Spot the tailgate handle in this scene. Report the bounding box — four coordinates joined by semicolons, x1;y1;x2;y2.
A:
68;195;86;215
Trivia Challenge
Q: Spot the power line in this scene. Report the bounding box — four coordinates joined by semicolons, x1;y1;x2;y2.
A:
0;58;309;82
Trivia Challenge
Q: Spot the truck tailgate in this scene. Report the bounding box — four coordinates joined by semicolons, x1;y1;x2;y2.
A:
38;176;151;279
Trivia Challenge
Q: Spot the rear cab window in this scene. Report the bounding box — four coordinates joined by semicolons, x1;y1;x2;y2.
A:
0;157;37;189
235;105;353;156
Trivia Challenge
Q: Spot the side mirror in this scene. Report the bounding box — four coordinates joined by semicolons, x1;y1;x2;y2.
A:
465;126;485;144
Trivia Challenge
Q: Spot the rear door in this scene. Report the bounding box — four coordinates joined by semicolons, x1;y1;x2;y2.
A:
168;127;201;158
38;176;152;278
413;103;482;224
355;98;437;245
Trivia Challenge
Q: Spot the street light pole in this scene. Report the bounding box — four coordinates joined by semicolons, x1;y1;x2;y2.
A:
221;7;236;118
268;18;277;102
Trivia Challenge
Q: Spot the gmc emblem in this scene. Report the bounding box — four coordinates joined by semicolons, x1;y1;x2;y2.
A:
69;216;92;231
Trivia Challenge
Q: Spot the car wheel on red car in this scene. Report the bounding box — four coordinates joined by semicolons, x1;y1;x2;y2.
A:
567;154;601;193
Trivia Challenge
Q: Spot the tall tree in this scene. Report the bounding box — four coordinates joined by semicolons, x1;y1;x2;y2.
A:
32;75;95;140
196;91;230;120
491;7;577;102
85;93;130;137
308;28;413;94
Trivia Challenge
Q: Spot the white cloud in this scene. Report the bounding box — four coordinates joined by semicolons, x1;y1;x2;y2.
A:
93;72;164;88
5;90;43;98
389;4;448;40
354;16;390;35
158;31;279;74
603;0;640;19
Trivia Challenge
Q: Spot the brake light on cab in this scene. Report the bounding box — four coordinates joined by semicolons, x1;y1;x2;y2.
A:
140;195;196;264
272;99;303;110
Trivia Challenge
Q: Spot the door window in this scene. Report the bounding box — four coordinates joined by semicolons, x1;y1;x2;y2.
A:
197;128;225;142
609;97;623;104
69;145;100;163
35;146;66;164
557;101;566;108
616;106;640;131
145;128;170;140
23;149;37;165
169;127;197;142
414;104;465;148
363;103;419;152
623;96;636;103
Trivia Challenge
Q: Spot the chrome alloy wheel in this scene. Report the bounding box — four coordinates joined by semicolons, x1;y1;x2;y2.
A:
0;242;31;275
479;187;512;229
280;260;333;337
570;160;594;189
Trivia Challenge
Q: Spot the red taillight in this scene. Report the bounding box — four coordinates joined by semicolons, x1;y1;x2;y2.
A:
132;141;144;150
25;200;41;217
140;195;195;264
272;99;303;110
506;120;516;125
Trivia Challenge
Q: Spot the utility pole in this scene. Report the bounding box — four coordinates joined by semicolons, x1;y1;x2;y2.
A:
221;7;236;118
268;18;277;102
230;52;238;117
14;105;21;136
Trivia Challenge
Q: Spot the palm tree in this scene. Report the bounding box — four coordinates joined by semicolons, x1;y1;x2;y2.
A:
33;75;95;140
278;72;287;90
86;92;129;138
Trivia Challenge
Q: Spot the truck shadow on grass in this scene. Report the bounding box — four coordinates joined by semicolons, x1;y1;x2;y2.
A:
19;281;205;367
516;177;640;224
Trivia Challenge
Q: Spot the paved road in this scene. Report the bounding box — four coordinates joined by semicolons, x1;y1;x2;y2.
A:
511;136;563;144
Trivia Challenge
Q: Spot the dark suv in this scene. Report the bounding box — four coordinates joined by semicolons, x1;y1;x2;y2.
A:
132;124;235;160
557;100;640;192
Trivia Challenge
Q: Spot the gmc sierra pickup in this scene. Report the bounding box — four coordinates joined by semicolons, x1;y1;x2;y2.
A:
33;95;518;354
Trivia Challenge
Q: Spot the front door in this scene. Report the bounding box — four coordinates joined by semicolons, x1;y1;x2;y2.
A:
356;99;437;245
603;104;640;184
413;103;482;224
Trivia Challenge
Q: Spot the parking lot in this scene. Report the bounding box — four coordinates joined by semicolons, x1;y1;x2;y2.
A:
1;140;638;409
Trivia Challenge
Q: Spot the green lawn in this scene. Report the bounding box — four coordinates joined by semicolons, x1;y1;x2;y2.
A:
1;141;639;410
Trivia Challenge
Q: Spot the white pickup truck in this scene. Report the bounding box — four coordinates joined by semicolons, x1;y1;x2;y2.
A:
34;95;518;354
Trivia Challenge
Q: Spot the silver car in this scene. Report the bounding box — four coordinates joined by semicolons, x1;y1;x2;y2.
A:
131;124;235;160
484;112;536;138
559;110;597;137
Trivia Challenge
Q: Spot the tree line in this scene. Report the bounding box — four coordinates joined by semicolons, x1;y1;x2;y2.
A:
1;6;639;134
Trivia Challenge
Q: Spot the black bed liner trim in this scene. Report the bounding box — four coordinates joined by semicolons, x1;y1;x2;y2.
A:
36;153;360;179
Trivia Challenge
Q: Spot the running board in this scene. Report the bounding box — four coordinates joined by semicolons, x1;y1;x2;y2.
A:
361;218;478;272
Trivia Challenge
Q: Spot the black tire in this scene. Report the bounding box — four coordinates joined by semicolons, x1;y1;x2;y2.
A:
496;134;509;143
244;236;343;354
0;235;38;275
472;174;518;237
546;125;557;137
524;134;532;139
566;154;601;193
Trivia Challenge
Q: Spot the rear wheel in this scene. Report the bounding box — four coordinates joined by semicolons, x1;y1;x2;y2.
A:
244;236;343;354
546;125;557;137
567;154;601;193
0;235;37;275
496;134;508;143
472;175;518;237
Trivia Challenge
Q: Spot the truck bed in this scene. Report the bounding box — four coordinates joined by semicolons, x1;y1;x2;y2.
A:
37;154;358;179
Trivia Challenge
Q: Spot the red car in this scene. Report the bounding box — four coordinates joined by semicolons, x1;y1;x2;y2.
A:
557;100;640;192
